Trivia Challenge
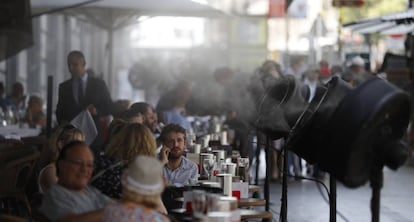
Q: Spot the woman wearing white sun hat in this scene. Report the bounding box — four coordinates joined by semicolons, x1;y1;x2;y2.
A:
103;156;170;222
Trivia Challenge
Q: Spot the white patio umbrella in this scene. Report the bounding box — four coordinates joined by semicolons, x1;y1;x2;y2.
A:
343;8;414;35
30;0;228;92
31;0;226;18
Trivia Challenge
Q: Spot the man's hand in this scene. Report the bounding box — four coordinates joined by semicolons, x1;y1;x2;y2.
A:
87;104;97;115
160;146;170;165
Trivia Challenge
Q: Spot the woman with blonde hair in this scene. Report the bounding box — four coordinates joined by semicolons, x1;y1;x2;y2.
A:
24;95;46;129
37;124;85;193
106;123;157;162
92;123;159;198
103;156;170;222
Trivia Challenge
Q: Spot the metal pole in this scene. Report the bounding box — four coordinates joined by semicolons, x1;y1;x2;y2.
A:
285;12;290;68
329;175;337;222
337;8;343;61
46;75;53;138
370;168;383;222
280;144;288;222
407;0;413;79
107;28;114;95
255;132;262;185
264;136;271;211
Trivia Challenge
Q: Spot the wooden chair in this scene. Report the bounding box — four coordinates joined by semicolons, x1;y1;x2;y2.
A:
31;208;51;222
0;148;40;218
0;139;24;149
0;214;26;222
0;139;25;159
240;209;273;221
21;136;49;199
21;136;48;153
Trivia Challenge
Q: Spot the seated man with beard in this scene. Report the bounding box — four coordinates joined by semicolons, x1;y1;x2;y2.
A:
159;124;198;185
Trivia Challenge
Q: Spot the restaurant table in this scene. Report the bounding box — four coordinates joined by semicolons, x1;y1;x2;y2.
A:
0;125;41;139
163;184;223;212
169;208;273;221
239;209;273;220
196;182;261;194
238;198;266;207
165;184;223;196
175;197;266;208
248;184;260;193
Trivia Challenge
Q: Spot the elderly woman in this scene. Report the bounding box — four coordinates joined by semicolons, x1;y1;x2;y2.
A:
24;95;46;129
103;156;170;222
91;123;165;199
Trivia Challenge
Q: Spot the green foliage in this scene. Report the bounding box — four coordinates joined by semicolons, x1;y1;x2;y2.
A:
340;0;407;24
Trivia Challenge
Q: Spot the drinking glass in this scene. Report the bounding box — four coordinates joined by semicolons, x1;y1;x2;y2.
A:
0;109;5;127
187;175;199;186
238;157;249;168
191;190;206;218
203;158;215;181
238;157;250;182
206;193;220;213
231;150;240;164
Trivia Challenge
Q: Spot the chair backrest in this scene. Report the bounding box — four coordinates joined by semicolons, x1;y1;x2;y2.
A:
0;150;40;193
31;208;51;222
21;136;48;154
0;139;24;149
20;136;48;198
0;139;25;161
0;140;41;219
0;214;26;222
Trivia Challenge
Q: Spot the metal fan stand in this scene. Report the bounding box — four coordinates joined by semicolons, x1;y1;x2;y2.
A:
370;162;383;222
278;85;332;222
278;141;339;222
280;142;288;222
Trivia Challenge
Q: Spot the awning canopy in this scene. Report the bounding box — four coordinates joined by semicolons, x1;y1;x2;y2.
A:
31;0;227;18
343;9;414;35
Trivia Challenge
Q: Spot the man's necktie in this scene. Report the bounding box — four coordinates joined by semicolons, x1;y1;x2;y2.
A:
78;78;84;105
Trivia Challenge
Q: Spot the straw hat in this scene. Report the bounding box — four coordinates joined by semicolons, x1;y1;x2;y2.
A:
121;155;164;195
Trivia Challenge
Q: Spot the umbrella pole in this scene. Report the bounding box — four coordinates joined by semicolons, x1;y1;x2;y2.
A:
107;28;114;95
46;76;53;138
404;0;413;78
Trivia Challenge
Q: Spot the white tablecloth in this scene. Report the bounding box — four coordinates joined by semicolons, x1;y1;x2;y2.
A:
0;125;41;139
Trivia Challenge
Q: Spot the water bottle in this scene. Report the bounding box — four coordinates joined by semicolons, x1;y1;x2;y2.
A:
5;107;14;125
0;109;5;126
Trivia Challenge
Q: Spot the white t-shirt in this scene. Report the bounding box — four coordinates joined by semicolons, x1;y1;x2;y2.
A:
39;184;112;221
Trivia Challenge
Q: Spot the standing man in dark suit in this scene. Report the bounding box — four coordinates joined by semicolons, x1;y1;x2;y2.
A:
56;50;114;152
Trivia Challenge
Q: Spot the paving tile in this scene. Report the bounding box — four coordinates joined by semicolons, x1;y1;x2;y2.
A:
259;165;414;222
